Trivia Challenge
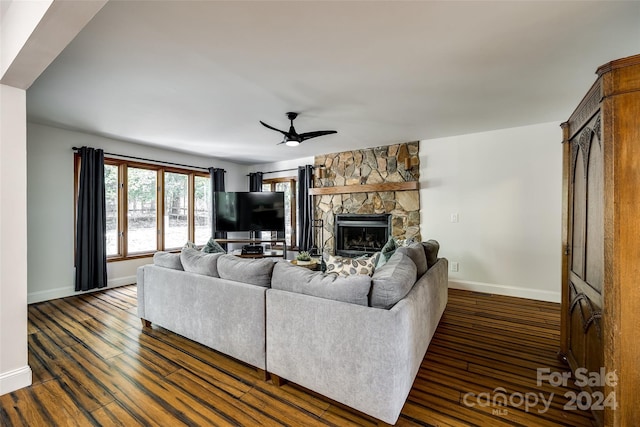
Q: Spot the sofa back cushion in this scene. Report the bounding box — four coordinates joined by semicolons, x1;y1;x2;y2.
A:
422;239;440;268
370;252;417;309
272;261;372;306
217;254;275;287
396;242;428;277
153;251;183;270
180;248;223;277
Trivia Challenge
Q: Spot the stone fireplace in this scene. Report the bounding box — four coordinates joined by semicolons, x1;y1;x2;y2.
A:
313;142;420;255
334;214;391;257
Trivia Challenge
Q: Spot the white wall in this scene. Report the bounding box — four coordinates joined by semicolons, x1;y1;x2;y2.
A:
0;84;32;394
26;123;247;303
248;156;314;180
0;0;100;397
419;122;563;302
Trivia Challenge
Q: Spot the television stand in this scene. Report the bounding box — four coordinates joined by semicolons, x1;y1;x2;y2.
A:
214;238;287;259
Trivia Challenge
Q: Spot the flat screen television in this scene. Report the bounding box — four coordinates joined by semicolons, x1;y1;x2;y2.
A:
214;191;285;232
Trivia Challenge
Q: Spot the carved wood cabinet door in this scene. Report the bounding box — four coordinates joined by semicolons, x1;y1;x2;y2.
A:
566;113;604;397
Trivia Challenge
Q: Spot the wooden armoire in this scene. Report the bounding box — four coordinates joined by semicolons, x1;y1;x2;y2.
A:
560;54;640;426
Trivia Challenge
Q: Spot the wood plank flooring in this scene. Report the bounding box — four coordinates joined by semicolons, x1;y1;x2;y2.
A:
0;286;595;426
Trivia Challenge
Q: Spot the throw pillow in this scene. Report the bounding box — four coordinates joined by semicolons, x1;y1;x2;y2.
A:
183;240;197;249
201;237;226;254
376;237;398;268
422;239;440;268
271;261;372;306
396;242;428;277
217;254;275;287
325;253;379;277
153;251;183;270
180;248;223;277
370;252;417;309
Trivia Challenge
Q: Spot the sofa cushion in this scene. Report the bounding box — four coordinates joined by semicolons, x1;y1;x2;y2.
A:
422;239;440;268
153;251;183;270
370;252;417;309
396;242;428;277
217;254;274;287
325;254;378;277
180;248;222;277
202;237;226;254
272;261;372;306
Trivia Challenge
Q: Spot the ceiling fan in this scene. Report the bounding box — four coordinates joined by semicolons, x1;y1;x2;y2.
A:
260;112;337;146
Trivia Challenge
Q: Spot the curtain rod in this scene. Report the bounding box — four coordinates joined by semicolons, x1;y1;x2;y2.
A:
72;147;214;172
248;166;316;176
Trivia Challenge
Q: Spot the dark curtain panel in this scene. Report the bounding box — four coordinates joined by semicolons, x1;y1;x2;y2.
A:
248;172;263;192
298;165;314;251
209;167;227;239
75;146;107;291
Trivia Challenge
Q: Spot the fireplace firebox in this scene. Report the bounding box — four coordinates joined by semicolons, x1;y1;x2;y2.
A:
334;214;392;257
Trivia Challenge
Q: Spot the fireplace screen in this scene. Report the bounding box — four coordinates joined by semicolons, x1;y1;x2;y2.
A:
335;214;391;257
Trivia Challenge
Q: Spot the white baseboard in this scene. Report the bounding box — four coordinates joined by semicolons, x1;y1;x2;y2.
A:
27;275;136;304
0;366;32;396
448;279;561;303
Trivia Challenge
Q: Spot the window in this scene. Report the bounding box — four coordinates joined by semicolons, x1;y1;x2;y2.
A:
194;175;211;245
104;164;119;256
261;177;297;248
127;167;158;253
75;156;211;261
163;171;189;249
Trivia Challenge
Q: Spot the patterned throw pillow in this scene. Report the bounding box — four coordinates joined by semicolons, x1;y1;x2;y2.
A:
325;253;379;277
201;237;226;254
183;240;197;249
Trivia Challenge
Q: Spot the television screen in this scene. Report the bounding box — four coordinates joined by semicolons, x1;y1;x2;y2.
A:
214;192;285;232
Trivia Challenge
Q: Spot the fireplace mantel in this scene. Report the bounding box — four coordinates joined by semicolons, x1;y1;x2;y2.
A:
309;181;418;196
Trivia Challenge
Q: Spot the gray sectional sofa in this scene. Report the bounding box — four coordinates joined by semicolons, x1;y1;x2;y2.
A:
136;243;448;425
137;250;275;373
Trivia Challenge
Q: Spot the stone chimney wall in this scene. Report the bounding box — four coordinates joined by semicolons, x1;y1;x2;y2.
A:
314;141;420;254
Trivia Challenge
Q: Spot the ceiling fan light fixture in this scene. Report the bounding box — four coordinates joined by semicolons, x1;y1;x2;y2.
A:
260;112;337;146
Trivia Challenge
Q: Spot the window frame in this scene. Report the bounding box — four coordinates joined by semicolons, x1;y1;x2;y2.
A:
74;155;211;262
262;176;297;250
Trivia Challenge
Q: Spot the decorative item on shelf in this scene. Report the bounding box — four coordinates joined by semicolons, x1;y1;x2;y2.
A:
404;157;413;180
404;157;412;170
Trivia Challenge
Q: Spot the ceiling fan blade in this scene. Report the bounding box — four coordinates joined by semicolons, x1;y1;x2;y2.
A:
260;121;288;136
299;130;337;141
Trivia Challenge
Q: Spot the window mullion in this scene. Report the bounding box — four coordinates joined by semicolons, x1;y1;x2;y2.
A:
117;163;125;257
157;169;164;251
122;163;129;257
188;173;195;243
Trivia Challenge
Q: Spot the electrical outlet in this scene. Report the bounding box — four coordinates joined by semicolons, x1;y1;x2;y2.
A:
450;213;459;223
451;261;459;272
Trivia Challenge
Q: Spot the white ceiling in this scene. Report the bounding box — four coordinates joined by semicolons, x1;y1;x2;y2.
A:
26;1;640;165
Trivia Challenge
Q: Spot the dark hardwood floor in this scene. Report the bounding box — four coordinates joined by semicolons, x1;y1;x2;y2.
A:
0;285;594;426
